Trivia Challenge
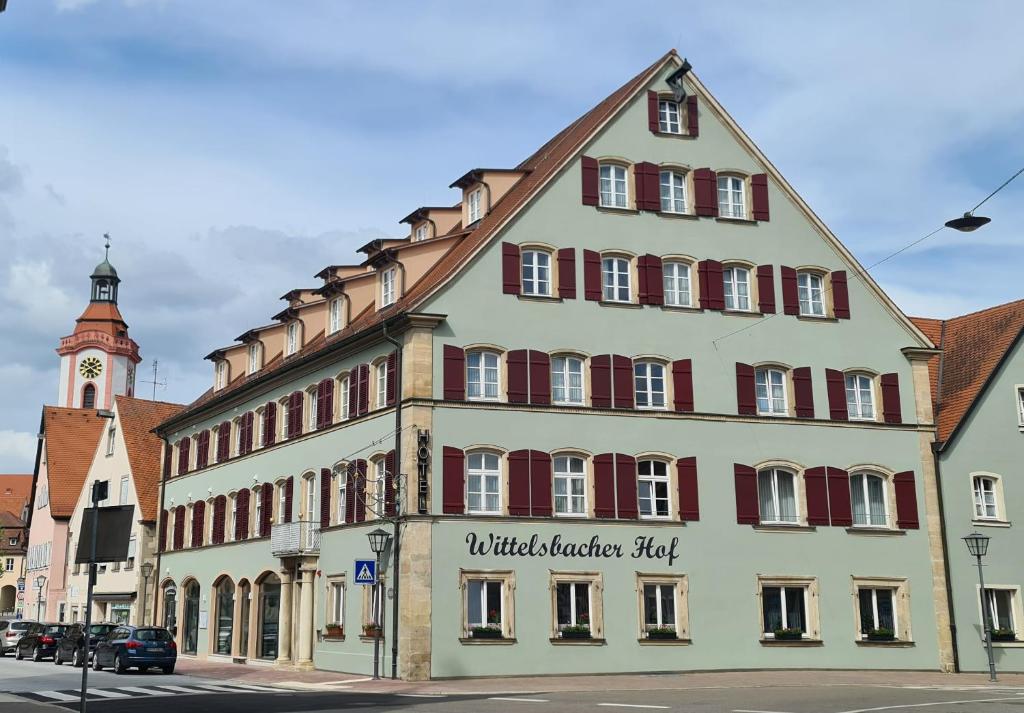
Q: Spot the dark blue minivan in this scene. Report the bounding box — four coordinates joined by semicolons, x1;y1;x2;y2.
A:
92;625;176;674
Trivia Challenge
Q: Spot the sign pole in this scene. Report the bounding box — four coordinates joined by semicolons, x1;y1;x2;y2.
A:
79;481;105;713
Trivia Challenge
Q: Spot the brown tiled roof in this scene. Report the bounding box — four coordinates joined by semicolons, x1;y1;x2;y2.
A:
115;396;183;522
72;301;129;336
42;407;106;518
0;511;26;528
0;474;32;518
911;299;1024;445
162;50;679;427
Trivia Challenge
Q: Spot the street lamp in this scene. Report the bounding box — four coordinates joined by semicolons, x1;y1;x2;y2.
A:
945;212;991;232
141;562;154;626
34;575;46;621
367;528;392;680
964;532;997;681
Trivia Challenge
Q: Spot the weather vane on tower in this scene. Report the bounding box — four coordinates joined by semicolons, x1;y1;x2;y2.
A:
103;232;111;259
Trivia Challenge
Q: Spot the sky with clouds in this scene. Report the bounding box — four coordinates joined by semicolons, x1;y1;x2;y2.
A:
0;1;1022;472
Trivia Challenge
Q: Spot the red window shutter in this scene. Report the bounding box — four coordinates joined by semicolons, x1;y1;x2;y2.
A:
792;367;814;418
693;168;718;217
638;254;663;305
284;477;293;524
672;359;694;413
591;354;612;408
583;249;601;301
264;403;276;447
581;156;599;206
159;510;167;551
173;506;185;550
236;489;250;541
502;243;521;295
508;449;531;516
292;391;305;437
751;174;770;221
637;255;650;304
734;464;759;524
612;355;634;409
804;467;830;526
647;90;659;133
385;352;397;406
162;446;171;481
217;421;231;461
357;364;369;416
881;373;902;424
260;483;273;536
557;248;576;299
780;266;799;315
529;450;552;517
635;162;660;211
213;496;226;544
348;368;360;415
615;453;638;519
827;467;853;527
177;439;189;476
677;456;699;521
756;265;776;314
192;501;205;547
442;345;465;400
384;450;396;517
320;468;332;529
196;430;209;469
319;379;334;429
528;350;551;405
894;471;919;529
686;95;699;137
354;460;367;522
594;453;615;518
345;467;356;524
831;271;850;319
507;350;529;404
243;413;254;455
699;260;724;310
735;362;756;415
442;446;465;514
825;369;849;421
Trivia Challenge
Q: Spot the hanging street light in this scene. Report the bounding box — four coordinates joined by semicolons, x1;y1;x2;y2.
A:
945;212;991;232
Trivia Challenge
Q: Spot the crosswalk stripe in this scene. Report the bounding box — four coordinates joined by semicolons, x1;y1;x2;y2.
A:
88;689;132;698
116;686;175;696
35;691;81;701
152;685;206;694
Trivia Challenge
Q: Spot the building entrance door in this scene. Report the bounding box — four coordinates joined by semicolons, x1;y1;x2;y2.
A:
183;581;200;655
258;578;280;660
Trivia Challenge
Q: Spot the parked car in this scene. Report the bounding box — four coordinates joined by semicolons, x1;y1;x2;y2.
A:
92;626;176;674
15;623;70;661
54;622;117;666
1;620;38;655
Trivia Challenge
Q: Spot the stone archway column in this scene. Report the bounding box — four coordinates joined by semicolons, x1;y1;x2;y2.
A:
295;564;315;669
276;568;293;664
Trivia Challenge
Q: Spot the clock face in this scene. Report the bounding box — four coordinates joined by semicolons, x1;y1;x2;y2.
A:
79;356;103;379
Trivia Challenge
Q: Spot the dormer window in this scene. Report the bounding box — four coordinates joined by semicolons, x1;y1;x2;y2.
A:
328;297;344;334
658;99;681;134
599;164;628;208
468;189;482;224
247;342;262;375
286;322;300;356
414;223;429;242
215;361;227;390
381;268;396;307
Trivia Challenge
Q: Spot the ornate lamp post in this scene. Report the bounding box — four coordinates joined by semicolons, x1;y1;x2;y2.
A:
367;528;392;680
963;532;997;681
34;575;46;621
140;562;154;626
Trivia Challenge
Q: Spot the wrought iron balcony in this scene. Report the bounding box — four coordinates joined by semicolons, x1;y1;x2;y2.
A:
270;521;320;556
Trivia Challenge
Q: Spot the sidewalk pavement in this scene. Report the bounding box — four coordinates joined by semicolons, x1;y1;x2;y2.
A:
174;657;1024;696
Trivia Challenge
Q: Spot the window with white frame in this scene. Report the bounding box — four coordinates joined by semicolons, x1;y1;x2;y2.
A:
973;475;999;520
660;170;687;213
304;475;316;524
248;342;262;374
340;377;350;420
254;487;263;531
461;570;514;640
466;452;501;514
983;588;1018;637
553;455;587;516
234;418;244;455
663;261;692;307
723;266;751;311
466;579;503;632
602;256;631;302
554;577;600;637
468;189;482;223
307;389;318;432
466;351;500;400
215;361;227;390
858;587;897;638
758;468;799;524
718;175;746;219
119;475;129;505
797;272;826;317
328;298;343;334
381;268;396;307
376;362;388;408
761;584;809;638
414;223;429;242
845;373;875;420
599;164;628;208
755;367;788;416
336;469;347;523
278;482;287;524
229;495;239;541
374;458;387;512
1017;386;1024;427
255;410;264;449
286;322;299;356
637;460;670;518
850;472;888;527
106;424;116;456
642;582;677;634
328;579;345;629
658;99;681;134
634;362;666;409
279;399;290;440
521;250;552;296
551;356;584;405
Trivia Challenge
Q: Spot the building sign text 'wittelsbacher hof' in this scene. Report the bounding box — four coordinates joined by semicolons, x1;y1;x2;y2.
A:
466;532;681;565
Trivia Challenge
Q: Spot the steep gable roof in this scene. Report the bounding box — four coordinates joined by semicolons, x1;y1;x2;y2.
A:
41;407;106;518
911;299;1024;445
0;473;32;518
114;396;183;522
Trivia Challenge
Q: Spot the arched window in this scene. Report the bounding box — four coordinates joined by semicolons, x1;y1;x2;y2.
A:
723;265;751;311
96;281;112;301
466;451;501;515
183;580;200;655
339;375;351;420
161;581;177;634
638;460;671;519
757;468;798;524
256;572;281;660
845;373;875;420
797;271;826;317
755;367;788;416
553;455;586;516
717;175;746;218
238;580;252;659
663;261;692;307
551;355;584;405
466;351;500;401
659;170;687;213
601;255;631;302
82;383;96;410
306;386;319;432
214;577;235;655
376;361;388;408
634;361;667;410
599;163;629;208
521;250;552;296
850;472;888;527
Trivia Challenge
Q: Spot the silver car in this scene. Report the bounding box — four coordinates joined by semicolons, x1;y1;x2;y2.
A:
1;620;38;655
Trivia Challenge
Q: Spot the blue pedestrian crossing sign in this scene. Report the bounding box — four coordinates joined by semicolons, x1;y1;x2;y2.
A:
354;559;377;585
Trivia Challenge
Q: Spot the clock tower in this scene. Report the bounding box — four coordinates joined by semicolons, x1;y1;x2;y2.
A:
56;239;141;409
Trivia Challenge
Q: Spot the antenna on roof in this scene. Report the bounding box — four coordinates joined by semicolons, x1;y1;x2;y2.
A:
666;58;692;103
140;360;167;401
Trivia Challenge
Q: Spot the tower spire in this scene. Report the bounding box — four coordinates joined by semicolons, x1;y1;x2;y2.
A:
104;232;111;261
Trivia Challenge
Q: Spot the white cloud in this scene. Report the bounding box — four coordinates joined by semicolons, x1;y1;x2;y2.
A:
5;260;75;334
0;430;37;472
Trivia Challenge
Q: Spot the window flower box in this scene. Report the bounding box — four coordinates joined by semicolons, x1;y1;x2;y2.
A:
773;628;804;641
866;628;895;641
362;623;382;637
325;623;343;638
992;629;1016;642
560;625;592;640
470;626;503;640
646;627;678;640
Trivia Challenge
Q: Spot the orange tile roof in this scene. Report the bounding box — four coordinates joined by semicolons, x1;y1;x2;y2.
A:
115;396;183;522
72;301;128;336
911;299;1024;445
0;473;32;518
42;407;107;518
